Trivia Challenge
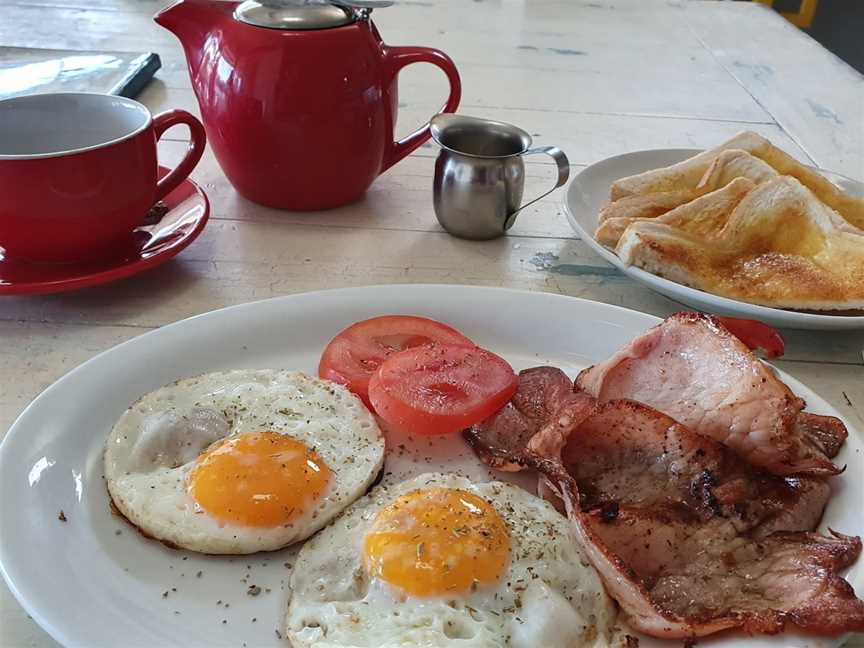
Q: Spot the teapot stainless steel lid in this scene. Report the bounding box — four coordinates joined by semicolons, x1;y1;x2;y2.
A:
234;0;354;30
234;0;394;29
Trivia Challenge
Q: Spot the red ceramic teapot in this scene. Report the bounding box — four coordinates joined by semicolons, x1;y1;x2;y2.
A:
155;0;461;210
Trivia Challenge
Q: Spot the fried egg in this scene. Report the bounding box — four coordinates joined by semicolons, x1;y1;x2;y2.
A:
104;370;385;554
285;473;616;647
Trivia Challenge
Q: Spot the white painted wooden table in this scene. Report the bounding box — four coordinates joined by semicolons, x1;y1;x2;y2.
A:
1;1;863;646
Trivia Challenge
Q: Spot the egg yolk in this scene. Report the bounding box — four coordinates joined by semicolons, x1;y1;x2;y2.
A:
363;488;510;597
187;431;330;528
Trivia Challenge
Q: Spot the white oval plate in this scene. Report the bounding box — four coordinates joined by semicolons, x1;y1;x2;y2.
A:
564;149;864;330
0;285;859;648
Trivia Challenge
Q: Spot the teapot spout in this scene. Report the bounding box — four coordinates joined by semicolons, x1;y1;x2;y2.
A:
155;0;231;71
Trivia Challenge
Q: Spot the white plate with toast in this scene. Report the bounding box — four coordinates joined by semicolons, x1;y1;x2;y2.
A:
565;147;864;330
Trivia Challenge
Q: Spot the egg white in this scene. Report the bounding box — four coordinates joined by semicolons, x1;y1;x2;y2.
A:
285;472;616;648
104;370;385;554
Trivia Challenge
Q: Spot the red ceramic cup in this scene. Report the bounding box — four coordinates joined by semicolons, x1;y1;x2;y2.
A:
0;93;206;263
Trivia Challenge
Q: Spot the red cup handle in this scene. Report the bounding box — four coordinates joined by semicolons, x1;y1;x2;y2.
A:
152;109;207;202
380;46;461;172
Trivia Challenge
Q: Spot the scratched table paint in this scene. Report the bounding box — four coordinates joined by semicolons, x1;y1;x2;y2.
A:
1;1;863;646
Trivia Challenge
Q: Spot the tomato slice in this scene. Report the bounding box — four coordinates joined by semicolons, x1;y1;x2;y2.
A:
716;316;785;358
318;315;474;406
368;343;518;436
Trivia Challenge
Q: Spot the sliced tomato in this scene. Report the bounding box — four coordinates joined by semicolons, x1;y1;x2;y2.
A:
368;343;518;436
716;316;785;358
318;315;474;406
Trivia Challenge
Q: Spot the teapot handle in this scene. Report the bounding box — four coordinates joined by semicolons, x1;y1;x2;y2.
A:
380;46;461;173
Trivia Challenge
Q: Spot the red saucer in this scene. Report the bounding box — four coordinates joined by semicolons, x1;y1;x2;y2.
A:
0;167;209;296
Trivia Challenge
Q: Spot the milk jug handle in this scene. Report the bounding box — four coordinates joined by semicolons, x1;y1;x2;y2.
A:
504;146;570;231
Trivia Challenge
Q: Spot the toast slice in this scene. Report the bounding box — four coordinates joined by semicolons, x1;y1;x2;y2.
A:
609;132;864;229
609;132;766;200
616;176;864;310
699;149;778;188
597;150;776;246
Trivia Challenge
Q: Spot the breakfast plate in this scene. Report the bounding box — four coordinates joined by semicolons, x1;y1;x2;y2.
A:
564;149;864;331
0;285;860;647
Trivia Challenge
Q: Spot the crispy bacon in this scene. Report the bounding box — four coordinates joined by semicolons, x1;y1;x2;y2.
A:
795;411;849;459
462;312;859;639
464;367;588;471
576;312;847;476
525;400;864;639
528;399;831;536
